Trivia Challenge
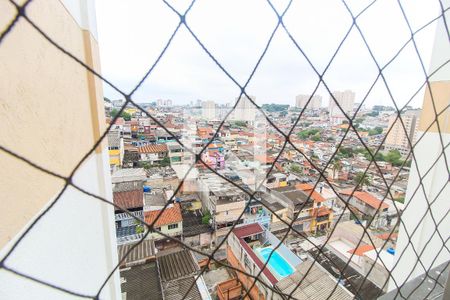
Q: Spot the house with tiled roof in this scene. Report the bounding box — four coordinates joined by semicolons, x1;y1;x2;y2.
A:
144;203;183;241
111;169;147;244
113;186;145;245
138;144;168;165
339;189;389;216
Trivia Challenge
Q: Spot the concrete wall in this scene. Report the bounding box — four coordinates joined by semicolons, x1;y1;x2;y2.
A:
215;201;246;223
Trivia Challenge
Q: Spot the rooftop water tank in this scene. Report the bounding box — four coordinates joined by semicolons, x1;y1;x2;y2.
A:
143;186;151;193
387;247;395;255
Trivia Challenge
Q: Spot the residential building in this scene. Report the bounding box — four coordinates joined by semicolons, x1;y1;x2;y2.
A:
138;144;168;165
144;203;183;242
166;141;193;165
108;131;124;171
0;0;120;298
202;100;216;120
113;181;145;245
296;183;334;232
112;99;125;108
329;90;355;124
295;94;322;110
226;223;353;300
157;99;173;107
197;172;249;243
326;221;390;292
265;173;288;189
243;198;272;230
270;186;321;233
338;190;389;228
384;109;420;156
111;168;147;184
231;95;256;123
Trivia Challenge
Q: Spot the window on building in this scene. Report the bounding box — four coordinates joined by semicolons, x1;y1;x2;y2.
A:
168;223;178;230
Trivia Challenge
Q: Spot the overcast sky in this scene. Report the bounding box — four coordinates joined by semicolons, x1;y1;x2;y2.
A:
95;0;442;108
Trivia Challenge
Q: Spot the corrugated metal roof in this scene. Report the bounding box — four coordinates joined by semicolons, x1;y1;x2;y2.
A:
232;223;264;238
276;260;353;299
156;248;200;282
161;277;202;300
117;239;156;266
120;262;163;300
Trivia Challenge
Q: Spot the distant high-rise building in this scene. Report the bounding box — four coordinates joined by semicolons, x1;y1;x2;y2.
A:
329;90;355;124
202;100;216;120
195;99;203;107
156;99;173;107
112;99;125;108
384;110;420;156
295;94;322;110
231;95;256;122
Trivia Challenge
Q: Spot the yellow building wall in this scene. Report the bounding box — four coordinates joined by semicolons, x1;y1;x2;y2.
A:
0;0;106;247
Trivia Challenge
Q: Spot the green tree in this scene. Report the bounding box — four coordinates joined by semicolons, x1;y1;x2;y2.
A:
202;211;211;225
366;111;379;117
290;164;301;174
354;172;371;190
311;133;321;142
111;108;131;121
233;121;247;128
385;149;402;166
139;161;151;169
261;103;290;112
297;128;321;140
160;156;171;167
135;224;145;234
331;159;343;179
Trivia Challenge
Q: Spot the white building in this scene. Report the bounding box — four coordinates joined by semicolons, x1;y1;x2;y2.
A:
296;94;322;110
202;100;216;120
231;95;257;123
329;90;355;124
384;110;421;156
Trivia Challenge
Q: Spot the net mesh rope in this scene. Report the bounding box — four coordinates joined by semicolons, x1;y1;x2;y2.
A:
0;0;449;299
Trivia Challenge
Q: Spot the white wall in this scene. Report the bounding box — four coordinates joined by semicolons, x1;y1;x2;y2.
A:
0;151;120;299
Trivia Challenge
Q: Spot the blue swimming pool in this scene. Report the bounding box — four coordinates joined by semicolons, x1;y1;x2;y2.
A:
256;247;295;278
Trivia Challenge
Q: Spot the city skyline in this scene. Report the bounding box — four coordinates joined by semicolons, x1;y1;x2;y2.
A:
96;0;440;109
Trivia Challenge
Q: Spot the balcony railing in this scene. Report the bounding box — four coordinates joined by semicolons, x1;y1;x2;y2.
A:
115;210;143;222
116;233;145;245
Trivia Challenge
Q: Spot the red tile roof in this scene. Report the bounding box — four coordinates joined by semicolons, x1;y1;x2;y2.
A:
348;244;375;256
233;223;265;238
138;144;168;154
113;189;143;209
114;117;125;125
317;206;332;217
340;190;389;210
144;203;182;227
376;232;398;240
254;154;275;164
295;183;326;202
